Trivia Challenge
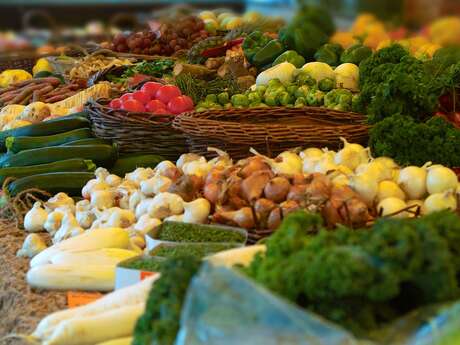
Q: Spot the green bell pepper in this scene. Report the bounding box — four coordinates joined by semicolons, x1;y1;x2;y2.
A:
252;39;286;68
273;50;306;68
242;31;272;64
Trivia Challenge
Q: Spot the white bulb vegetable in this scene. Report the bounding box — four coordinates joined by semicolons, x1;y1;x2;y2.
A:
398;165;427;200
377;197;408;218
423;191;457;214
426;166;458;194
24;202;48;232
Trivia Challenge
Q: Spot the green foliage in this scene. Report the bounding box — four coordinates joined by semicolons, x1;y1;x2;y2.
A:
368;114;460;167
340;44;372;66
314;43;343;66
133;256;202;345
244;210;460;336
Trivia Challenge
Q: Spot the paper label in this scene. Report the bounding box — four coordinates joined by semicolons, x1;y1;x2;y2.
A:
140;271;155;280
67;291;103;308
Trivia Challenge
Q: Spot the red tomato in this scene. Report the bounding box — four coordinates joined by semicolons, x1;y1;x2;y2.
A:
132;90;151;105
120;93;133;102
109;98;122;109
121;99;145;112
141;82;163;98
167;95;194;114
154;107;170;115
146;99;166;113
155;85;182;104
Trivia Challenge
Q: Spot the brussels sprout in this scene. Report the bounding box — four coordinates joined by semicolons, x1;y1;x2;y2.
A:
248;92;262;104
196;107;207;112
286;84;298;95
249;102;263;108
209;103;223;110
294;85;310;99
318;78;336;92
224;103;233;109
267;78;282;88
295;71;316;87
295;97;306;108
231;94;250;107
217;92;230;105
255;85;267;96
306;88;325;106
351;94;362;113
264;93;279;106
278;91;294;106
205;94;218;103
324;89;352;110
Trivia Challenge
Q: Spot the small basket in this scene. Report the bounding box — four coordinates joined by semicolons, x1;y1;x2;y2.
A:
0;51;50;73
173;106;371;159
87;99;187;160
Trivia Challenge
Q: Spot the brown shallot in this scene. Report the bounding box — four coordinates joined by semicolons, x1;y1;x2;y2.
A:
241;170;273;203
264;177;290;203
212;207;255;229
253;198;276;229
238;156;270;178
267;207;282;230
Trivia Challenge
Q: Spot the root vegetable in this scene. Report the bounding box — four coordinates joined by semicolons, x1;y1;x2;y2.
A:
338;197;369;228
17;233;47;258
90;190;115;210
44;210;65;235
140;175;172;196
264;177;290;202
287;184;307;203
348;173;378;205
176;153;202;170
280;200;301;216
254;198;276;228
128;191;145;213
50;248;138;267
267;207;282;230
31;228;130;267
305;173;332;204
250;148;302;175
300;147;323;160
182;157;211;177
398;165;428;199
53;213;84;244
376;180;406;202
26;264;116;291
238;156;270;178
135;198;154;219
133;214;161;235
377;197;408;218
426;165;458;194
212;207;255;229
32;276;158;339
82;179;110;200
208;147;232;168
167;175;204;202
149;192;184;219
24;201;48;232
241;170;273;202
423;191;457;214
334;138;369;170
183;198;211;223
46;193;75;213
126;168;155;185
203;181;222;204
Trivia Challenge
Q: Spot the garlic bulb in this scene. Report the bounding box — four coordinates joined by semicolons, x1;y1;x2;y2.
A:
149;192;184;219
82;179;110;200
24;202;48;232
183;198;211;224
176;153;203;170
135;198;155;219
17;233;47;258
44;210;64;235
90;190;115;210
140;176;172;196
129;190;145;212
105;174;122;187
75;200;95;229
154;160;176;176
182;157;212;177
45;193;75;213
53;213;84;244
126;167;155;184
133;215;161;235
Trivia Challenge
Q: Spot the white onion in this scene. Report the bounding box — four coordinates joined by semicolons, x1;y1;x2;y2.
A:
373;157;399;170
423;191;457;214
426;166;458;194
334;138;367;170
377;197;408;218
332;174;350;187
348;173;378;204
376;180;406;202
300;147;323;160
355;161;389;182
303;157;321;174
398;166;427;200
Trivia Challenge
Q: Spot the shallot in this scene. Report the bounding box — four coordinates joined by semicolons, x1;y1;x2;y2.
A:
264;176;290;202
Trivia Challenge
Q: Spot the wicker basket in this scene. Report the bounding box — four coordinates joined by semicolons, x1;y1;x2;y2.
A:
87;99;187;160
173;107;370;159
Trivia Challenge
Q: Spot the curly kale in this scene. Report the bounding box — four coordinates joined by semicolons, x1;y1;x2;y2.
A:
369;114;460;167
244;210;460;336
358;44;443;123
133;256;202;345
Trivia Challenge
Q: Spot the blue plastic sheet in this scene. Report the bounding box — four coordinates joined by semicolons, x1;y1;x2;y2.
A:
175;264;460;345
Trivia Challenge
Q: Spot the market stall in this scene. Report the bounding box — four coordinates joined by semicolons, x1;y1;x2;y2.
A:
1;2;460;345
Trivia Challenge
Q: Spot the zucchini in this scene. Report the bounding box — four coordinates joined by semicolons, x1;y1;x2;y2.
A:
7;172;95;196
6;128;92;153
111;154;164;176
2;144;118;168
62;138;112;146
0;159;95;184
0;117;89;151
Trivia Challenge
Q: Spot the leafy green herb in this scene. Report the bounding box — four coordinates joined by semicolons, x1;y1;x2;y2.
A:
151;243;239;259
107;59;175;84
119;257;165;272
133;256;201;345
157;221;246;243
368;114;460;167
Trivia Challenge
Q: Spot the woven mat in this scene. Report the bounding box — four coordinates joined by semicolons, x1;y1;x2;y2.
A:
0;221;67;343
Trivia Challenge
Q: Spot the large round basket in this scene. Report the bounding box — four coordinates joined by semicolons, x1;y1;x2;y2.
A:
173;107;371;159
87;99;187;161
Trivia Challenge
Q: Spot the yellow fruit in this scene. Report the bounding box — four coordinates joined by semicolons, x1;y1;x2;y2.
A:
0;69;32;87
415;43;441;59
203;19;218;35
330;31;356;49
376;39;392;50
351;13;378;35
32;58;53;76
199;10;216;21
217;12;234;23
226;17;243;30
243;11;262;23
429;17;460;46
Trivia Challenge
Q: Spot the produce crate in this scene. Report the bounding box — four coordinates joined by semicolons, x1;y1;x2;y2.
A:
173;106;370;159
86;99;188;161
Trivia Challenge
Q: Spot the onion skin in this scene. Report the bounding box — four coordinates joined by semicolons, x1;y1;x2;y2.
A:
264;177;291;203
212;207;255;229
205;166;226;184
239;157;271;178
163;167;182;182
267;207;282;230
254;198;276;229
287;184;307;203
241;170;273;203
291;173;307;185
304;174;332;204
167;175;203;202
204;182;221;204
280;200;301;216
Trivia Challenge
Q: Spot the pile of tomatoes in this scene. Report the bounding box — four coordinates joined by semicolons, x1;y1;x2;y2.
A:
109;82;194;115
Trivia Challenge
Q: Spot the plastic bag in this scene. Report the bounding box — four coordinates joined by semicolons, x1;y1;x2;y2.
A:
175;264;460;345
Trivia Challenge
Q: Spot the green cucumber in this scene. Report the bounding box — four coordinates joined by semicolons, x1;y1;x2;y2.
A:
1;144;118;168
0;116;90;152
7;172;95;196
110;154;164;176
6;128;92;153
0;159;95;184
62;138;112;146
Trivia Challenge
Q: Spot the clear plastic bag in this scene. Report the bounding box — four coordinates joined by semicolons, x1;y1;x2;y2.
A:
175;264;460;345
